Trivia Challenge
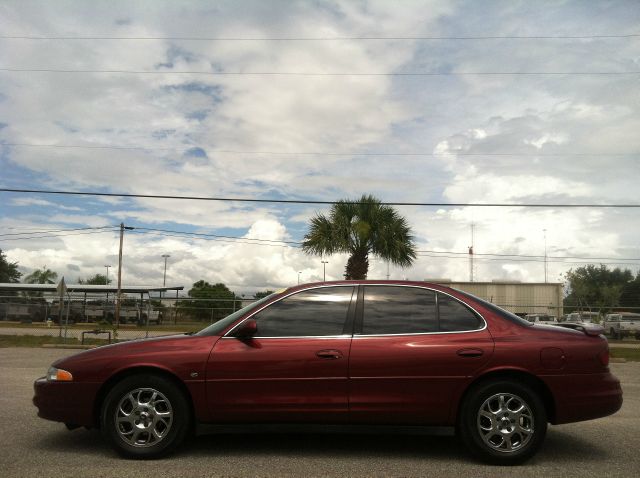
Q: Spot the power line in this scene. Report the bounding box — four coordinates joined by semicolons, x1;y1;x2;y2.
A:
0;229;118;242
1;67;638;76
130;229;300;248
416;253;639;266
416;249;640;261
1;34;638;41
1;188;639;208
0;225;116;237
136;226;299;244
2;142;636;157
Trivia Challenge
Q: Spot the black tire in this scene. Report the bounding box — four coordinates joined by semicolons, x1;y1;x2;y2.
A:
458;380;547;465
101;374;191;459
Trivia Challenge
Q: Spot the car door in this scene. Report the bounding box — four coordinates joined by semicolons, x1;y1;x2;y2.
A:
206;285;356;423
349;285;494;425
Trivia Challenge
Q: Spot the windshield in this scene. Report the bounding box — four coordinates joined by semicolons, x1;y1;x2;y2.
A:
453;290;533;327
195;293;278;336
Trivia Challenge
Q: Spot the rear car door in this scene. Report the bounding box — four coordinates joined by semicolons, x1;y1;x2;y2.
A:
206;285;356;423
349;285;494;425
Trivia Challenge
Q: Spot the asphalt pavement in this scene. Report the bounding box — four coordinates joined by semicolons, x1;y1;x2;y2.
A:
0;347;638;477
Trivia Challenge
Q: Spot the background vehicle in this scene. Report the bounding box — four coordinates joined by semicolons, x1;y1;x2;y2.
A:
0;302;48;322
603;313;640;340
524;314;557;324
564;312;599;324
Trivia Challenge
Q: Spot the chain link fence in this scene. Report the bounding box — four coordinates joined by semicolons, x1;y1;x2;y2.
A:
1;293;638;345
0;293;251;345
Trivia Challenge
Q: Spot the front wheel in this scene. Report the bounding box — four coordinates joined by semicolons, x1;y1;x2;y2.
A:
458;380;547;465
101;374;191;459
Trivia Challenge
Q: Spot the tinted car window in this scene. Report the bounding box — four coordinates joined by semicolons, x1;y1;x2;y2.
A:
437;293;482;331
252;286;354;337
362;286;437;335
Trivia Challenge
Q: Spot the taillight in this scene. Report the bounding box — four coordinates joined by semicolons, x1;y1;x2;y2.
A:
597;348;610;366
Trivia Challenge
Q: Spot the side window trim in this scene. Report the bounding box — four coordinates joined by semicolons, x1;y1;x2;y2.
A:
223;284;357;339
356;285;486;337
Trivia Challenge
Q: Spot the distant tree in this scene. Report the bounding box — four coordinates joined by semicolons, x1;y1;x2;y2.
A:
178;281;242;321
0;250;21;300
25;267;58;284
619;272;640;309
254;290;275;299
564;265;634;314
0;249;21;283
78;273;111;285
302;194;416;280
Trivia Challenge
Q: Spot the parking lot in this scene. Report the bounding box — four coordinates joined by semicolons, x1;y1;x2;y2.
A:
0;347;638;477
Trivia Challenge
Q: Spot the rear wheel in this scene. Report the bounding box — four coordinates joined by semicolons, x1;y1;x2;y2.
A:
101;374;191;459
458;380;547;465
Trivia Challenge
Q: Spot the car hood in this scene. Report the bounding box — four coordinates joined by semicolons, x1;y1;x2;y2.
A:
51;333;218;379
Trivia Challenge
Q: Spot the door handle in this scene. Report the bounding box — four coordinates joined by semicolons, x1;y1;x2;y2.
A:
457;348;484;358
316;349;343;360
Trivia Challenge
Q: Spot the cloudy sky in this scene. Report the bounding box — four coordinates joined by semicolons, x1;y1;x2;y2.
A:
1;0;639;295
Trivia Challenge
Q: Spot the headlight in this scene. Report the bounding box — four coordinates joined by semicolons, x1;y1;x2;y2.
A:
47;367;73;381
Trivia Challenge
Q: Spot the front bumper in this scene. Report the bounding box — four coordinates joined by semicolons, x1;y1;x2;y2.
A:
33;377;101;427
543;372;623;424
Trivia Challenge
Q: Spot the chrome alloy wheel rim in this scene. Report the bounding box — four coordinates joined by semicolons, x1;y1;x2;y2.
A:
115;388;173;447
476;393;534;453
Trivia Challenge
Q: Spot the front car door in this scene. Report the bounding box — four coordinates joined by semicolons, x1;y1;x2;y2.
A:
349;285;494;425
206;285;356;423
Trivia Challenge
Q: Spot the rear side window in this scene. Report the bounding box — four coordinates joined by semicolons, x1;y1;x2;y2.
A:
361;286;483;335
438;293;482;332
252;286;354;337
362;286;438;334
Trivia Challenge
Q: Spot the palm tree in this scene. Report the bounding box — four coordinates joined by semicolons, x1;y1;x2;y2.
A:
25;267;58;284
302;194;417;280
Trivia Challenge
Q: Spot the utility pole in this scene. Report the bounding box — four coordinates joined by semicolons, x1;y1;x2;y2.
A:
543;228;548;283
469;223;475;282
161;254;170;301
162;254;170;286
104;264;111;283
298;271;302;285
321;260;328;281
115;223;134;327
386;261;390;280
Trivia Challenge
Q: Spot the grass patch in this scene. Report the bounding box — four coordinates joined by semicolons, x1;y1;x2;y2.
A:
0;321;204;332
0;334;109;348
610;347;640;362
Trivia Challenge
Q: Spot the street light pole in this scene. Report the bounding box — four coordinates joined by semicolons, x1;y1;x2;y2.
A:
162;254;170;286
321;261;328;281
104;265;111;283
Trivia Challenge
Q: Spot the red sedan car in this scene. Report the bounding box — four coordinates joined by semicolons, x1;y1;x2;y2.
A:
33;281;622;465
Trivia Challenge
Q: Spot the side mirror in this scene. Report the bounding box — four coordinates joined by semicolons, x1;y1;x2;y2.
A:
234;318;257;338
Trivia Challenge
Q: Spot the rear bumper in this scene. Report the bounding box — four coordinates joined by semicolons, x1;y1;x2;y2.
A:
33;378;100;427
542;372;623;424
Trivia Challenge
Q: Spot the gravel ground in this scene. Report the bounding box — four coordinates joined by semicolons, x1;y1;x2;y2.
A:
0;347;638;478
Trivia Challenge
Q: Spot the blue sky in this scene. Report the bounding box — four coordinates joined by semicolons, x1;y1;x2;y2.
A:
1;0;639;294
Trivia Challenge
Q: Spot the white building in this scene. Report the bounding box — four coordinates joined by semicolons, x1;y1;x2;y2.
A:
427;280;564;318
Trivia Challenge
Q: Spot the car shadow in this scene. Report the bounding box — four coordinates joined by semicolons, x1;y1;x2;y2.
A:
33;426;610;464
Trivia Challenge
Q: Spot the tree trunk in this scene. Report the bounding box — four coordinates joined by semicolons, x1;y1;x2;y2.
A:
345;250;369;280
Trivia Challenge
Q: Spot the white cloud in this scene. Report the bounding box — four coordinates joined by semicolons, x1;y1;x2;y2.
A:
1;1;640;291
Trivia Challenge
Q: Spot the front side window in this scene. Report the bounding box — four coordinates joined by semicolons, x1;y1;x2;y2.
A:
251;286;354;337
362;286;438;335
